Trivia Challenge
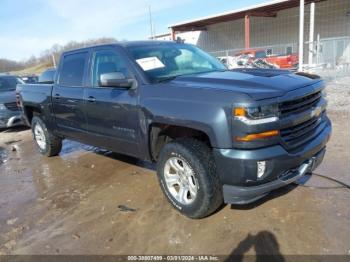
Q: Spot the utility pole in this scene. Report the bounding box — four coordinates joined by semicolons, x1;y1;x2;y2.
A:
149;5;154;39
51;54;56;68
298;0;305;72
308;2;315;67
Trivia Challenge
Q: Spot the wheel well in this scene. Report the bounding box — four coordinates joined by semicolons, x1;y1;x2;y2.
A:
149;124;211;161
24;106;42;124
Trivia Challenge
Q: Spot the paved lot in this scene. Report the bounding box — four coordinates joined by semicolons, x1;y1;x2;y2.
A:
0;111;349;257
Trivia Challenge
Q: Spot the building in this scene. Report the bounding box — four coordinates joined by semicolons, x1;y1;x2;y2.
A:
150;32;172;41
162;0;350;68
150;31;201;45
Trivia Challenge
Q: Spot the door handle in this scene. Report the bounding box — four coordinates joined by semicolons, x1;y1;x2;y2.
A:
54;93;60;100
87;96;96;103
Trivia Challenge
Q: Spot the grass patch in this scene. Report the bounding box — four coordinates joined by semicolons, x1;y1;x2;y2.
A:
11;61;53;76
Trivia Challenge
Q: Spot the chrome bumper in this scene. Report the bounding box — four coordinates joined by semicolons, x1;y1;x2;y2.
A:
0;115;23;128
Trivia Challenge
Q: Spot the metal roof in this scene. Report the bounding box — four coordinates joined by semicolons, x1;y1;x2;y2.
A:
170;0;325;31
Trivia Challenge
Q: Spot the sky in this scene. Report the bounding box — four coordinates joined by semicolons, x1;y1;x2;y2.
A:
0;0;268;61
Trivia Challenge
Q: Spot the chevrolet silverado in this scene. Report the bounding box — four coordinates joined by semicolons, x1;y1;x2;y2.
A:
17;41;331;218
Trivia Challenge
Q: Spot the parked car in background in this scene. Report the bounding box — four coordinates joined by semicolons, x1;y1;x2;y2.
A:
21;75;38;84
235;49;299;69
217;56;240;69
18;41;331;218
38;68;56;83
0;75;24;129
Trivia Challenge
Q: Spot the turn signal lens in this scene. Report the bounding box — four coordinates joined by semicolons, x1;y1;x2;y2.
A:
233;107;246;117
235;130;279;142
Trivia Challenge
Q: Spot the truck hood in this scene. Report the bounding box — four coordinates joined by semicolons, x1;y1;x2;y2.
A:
0;90;16;103
172;69;322;100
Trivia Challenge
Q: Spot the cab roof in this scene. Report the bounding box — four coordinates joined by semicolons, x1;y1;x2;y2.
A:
62;40;178;55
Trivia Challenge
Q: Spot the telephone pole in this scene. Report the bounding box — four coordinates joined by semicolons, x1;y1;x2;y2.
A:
149;5;154;39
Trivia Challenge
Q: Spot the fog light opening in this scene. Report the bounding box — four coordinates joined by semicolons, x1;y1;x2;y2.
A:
257;161;266;179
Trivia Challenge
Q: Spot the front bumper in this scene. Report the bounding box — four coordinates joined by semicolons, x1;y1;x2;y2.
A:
222;148;325;204
213;119;331;204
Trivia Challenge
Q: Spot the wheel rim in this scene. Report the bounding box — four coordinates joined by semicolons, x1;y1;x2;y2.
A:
164;157;198;205
34;123;46;150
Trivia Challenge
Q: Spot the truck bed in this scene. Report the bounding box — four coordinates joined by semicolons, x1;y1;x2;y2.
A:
16;83;54;126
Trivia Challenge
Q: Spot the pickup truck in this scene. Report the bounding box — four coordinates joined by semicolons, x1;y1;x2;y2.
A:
17;41;331;218
0;75;24;129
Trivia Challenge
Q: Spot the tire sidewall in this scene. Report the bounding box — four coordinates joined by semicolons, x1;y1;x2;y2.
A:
157;142;211;217
31;116;50;155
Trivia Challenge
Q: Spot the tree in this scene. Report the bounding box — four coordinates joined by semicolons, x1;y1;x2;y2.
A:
0;37;118;73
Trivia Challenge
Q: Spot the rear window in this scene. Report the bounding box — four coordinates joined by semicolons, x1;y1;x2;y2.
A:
0;76;23;92
59;52;87;86
39;69;56;83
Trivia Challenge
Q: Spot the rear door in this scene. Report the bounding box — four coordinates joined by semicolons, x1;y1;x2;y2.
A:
52;51;89;140
84;47;141;157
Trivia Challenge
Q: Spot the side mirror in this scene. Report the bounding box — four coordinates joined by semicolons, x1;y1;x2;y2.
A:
99;72;135;88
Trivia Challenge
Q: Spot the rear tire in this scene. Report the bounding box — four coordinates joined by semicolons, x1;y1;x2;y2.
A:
31;116;62;157
157;138;223;219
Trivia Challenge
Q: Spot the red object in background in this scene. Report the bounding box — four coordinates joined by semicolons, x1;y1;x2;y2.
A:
235;49;299;69
16;91;21;107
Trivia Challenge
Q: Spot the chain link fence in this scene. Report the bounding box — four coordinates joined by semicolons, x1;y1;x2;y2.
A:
310;37;350;80
208;36;350;79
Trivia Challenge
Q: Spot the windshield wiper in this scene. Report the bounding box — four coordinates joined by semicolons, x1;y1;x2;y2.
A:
155;76;178;83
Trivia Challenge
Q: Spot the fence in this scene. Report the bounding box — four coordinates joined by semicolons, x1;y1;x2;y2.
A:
316;36;350;68
208;36;350;71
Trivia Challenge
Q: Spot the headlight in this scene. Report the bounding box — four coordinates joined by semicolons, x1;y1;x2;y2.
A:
0;103;6;110
234;105;279;125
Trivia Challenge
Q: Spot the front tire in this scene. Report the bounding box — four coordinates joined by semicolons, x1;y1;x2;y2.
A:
31;116;62;157
157;139;223;219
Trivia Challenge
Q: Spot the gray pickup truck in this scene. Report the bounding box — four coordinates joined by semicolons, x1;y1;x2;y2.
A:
17;41;331;218
0;75;24;129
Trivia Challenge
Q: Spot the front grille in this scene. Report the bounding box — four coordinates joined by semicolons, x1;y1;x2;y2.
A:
281;115;323;147
4;102;19;111
280;91;321;117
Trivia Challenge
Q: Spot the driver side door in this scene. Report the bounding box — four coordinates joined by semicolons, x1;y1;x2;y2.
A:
84;48;140;157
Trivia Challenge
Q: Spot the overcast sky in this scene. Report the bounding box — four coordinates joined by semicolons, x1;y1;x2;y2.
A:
0;0;266;61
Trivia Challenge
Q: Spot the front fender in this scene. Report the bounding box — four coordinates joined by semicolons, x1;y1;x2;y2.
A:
138;83;246;151
143;99;232;148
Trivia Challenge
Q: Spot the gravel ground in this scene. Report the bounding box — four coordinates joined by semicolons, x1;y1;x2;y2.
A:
324;76;350;112
0;112;349;257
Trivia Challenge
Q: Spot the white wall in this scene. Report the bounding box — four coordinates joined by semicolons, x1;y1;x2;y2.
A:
153;31;201;45
177;31;201;45
152;34;172;41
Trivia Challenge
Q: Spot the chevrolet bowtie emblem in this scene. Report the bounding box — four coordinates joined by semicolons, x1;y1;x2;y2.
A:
311;106;322;118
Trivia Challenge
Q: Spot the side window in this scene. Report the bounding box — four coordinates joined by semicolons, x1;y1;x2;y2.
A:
39;69;56;83
92;50;129;87
59;52;87;87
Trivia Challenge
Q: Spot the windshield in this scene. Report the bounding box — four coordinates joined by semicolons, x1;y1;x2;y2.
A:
0;76;24;92
126;43;226;82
